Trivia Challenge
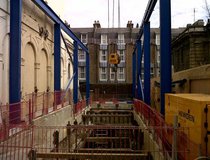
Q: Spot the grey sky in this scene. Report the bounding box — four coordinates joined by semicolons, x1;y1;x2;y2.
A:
47;0;209;28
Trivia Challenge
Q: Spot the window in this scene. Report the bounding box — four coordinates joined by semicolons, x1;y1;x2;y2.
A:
117;50;125;62
81;34;87;44
118;34;124;44
101;34;107;44
151;67;154;75
100;50;107;62
117;68;125;81
110;68;116;81
156;50;160;63
155;34;160;46
78;50;86;61
78;66;86;80
99;67;107;81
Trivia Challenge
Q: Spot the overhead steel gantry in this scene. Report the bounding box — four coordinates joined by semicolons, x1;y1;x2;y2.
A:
132;0;171;115
9;0;90;123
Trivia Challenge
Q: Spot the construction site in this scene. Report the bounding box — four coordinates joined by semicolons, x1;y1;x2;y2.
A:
0;0;210;159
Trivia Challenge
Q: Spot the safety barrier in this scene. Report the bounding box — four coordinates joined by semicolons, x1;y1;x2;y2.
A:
93;94;132;102
134;99;202;160
0;124;190;160
74;99;87;116
0;90;73;141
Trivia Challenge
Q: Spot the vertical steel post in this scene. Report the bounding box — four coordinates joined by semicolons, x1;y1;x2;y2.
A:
136;40;143;100
132;51;136;98
73;41;78;105
54;23;61;91
86;51;90;106
172;115;178;160
9;0;22;123
54;23;61;106
143;22;151;105
160;0;172;115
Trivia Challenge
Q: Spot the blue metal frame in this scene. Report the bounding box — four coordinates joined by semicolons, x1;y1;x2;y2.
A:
143;22;151;105
9;0;22;123
132;51;136;98
61;32;73;64
160;0;172;115
86;51;90;106
33;0;90;107
54;23;61;91
137;0;157;40
73;41;78;105
136;40;143;100
32;0;88;52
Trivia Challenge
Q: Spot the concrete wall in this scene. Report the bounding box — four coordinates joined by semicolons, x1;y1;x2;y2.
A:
33;105;87;127
0;0;73;105
134;111;165;160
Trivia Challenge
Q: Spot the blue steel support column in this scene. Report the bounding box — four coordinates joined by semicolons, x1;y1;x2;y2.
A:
132;51;136;98
136;40;143;100
54;23;61;105
143;22;151;105
73;41;78;105
54;23;61;91
9;0;22;123
160;0;172;115
86;51;90;106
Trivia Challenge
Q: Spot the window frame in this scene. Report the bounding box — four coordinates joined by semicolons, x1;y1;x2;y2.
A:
78;66;86;80
117;67;125;81
100;50;107;62
99;67;107;81
101;34;107;44
81;33;88;44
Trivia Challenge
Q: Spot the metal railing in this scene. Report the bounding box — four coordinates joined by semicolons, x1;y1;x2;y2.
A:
0;124;192;160
0;90;74;140
134;99;202;160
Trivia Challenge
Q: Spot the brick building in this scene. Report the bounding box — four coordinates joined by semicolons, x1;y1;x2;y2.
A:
72;21;183;99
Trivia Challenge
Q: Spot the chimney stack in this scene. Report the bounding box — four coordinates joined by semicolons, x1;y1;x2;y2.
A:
93;20;101;29
127;21;133;28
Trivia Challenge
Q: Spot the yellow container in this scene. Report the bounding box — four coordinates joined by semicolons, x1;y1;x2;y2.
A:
165;93;210;157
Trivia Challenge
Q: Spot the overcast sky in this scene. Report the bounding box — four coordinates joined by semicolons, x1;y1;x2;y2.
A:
47;0;209;28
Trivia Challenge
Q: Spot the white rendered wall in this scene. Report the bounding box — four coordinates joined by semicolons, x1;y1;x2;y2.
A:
0;0;73;105
0;0;10;105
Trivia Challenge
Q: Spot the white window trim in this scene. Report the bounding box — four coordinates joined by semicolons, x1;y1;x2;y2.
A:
81;34;88;44
101;34;107;45
117;50;125;62
78;50;86;62
78;67;86;80
100;50;107;62
99;67;107;81
110;68;116;81
118;34;125;44
117;68;125;81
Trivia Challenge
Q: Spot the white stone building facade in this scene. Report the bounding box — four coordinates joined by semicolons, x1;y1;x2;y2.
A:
0;0;73;105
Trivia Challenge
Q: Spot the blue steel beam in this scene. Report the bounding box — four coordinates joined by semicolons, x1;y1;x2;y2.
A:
132;51;136;98
9;0;22;123
54;23;61;91
137;0;157;40
32;0;88;52
143;22;151;105
160;0;172;115
61;32;73;64
86;51;90;106
73;41;78;105
136;40;143;100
